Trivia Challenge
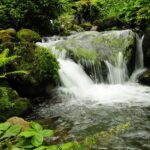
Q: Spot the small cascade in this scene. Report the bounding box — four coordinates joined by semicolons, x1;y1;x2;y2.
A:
58;59;93;95
36;36;66;49
130;34;145;82
135;34;144;70
105;52;128;84
79;59;103;83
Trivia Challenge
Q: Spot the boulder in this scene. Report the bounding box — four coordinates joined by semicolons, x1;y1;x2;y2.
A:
52;30;136;80
81;22;92;31
0;28;16;43
8;43;59;98
17;29;41;42
94;17;124;31
0;87;30;121
55;30;135;65
139;70;150;86
7;116;30;131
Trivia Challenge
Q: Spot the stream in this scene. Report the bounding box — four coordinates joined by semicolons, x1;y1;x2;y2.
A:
27;31;150;149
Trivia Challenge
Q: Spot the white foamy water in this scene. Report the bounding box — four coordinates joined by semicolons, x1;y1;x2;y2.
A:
135;34;144;70
105;52;128;84
36;31;150;107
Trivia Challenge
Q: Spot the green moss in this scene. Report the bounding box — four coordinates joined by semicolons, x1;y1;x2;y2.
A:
13;43;59;84
72;24;84;32
72;47;97;61
0;87;30;121
16;29;41;42
33;46;59;83
0;28;16;43
81;22;92;31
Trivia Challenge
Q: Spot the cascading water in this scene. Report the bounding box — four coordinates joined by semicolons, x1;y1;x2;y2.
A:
135;34;144;70
130;34;146;82
105;52;128;84
34;31;150;149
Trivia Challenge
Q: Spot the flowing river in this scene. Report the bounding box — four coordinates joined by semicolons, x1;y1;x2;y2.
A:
28;31;150;149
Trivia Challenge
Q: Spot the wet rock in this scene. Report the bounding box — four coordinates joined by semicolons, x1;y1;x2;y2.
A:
54;30;136;77
139;70;150;86
55;30;135;63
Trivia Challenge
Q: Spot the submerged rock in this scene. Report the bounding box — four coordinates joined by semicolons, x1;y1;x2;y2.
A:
139;70;150;86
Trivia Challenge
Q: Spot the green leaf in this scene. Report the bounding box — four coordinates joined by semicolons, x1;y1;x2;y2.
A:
0;131;3;135
1;125;21;139
19;130;37;138
34;146;46;150
31;121;43;131
11;145;21;150
31;133;43;147
23;145;34;149
15;137;26;147
61;142;74;150
0;122;11;131
46;145;59;150
39;129;54;137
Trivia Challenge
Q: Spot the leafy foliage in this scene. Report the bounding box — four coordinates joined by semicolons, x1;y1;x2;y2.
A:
0;121;130;150
0;0;149;33
99;0;150;27
0;0;72;33
0;49;28;79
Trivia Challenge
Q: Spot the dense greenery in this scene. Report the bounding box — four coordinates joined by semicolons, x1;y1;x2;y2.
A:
0;0;149;34
0;0;72;33
0;120;130;150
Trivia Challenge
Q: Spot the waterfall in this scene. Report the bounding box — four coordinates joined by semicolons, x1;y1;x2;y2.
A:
58;59;93;95
130;34;145;82
105;52;128;84
36;31;146;87
135;34;144;70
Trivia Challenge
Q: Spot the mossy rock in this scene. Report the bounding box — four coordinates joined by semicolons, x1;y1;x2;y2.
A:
6;43;60;98
7;116;30;131
17;29;41;42
72;24;84;32
0;87;30;121
94;17;124;31
81;22;92;31
0;28;16;43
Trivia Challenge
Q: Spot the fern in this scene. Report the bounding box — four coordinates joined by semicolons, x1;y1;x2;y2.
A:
0;49;28;79
0;71;28;79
